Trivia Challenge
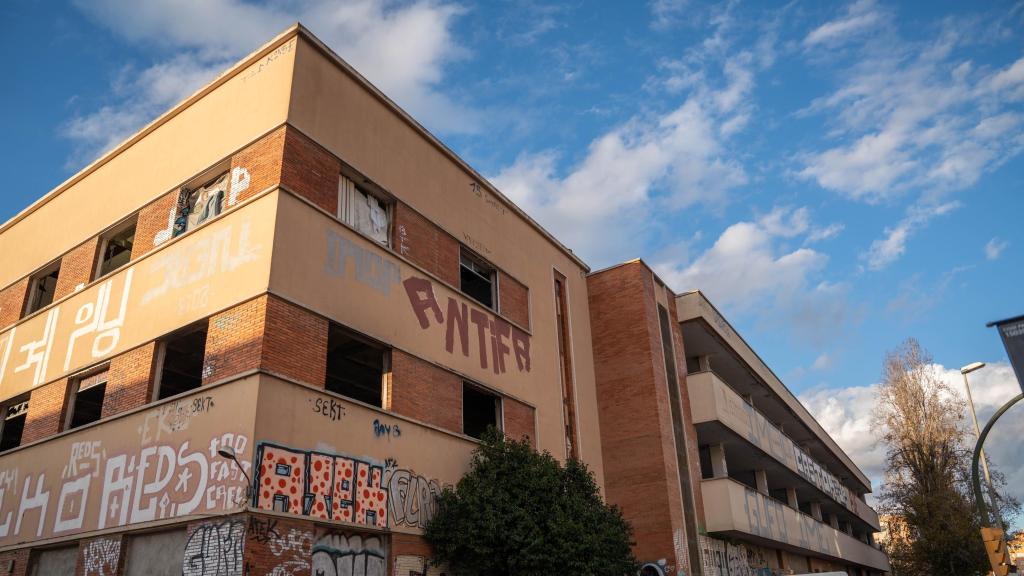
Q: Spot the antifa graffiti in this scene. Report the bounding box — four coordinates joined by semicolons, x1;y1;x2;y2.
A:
253;443;388;528
312;532;385;576
403;276;531;374
182;519;245;576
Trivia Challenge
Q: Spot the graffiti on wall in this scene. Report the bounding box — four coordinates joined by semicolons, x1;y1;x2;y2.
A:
312;532;385;576
182;519;245;576
403;275;531;375
384;466;445;530
247;516;313;576
253;443;389;528
325;229;402;297
699;536;776;576
395;555;450;576
81;536;121;576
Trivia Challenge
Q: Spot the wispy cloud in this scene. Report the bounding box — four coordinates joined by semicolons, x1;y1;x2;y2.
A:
803;0;884;48
861;201;959;271
985;237;1009;260
64;0;473;168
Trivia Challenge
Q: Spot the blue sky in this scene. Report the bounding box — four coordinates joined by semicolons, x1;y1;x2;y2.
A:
2;0;1023;514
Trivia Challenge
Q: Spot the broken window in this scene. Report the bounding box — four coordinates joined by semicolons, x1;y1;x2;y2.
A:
338;175;390;245
28;545;78;576
173;172;229;237
24;260;61;316
156;322;208;400
66;368;109;430
463;383;501;439
97;217;137;278
326;323;388;406
460;248;495;309
0;396;29;452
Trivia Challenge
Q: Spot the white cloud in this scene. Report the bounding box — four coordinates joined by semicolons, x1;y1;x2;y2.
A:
493;46;755;266
986;237;1009;260
861;201;958;270
649;0;689;30
803;0;883;48
812;353;833;371
801;361;1024;520
64;0;473;166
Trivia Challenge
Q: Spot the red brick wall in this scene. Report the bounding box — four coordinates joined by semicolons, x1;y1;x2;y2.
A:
498;271;530;329
263;295;328;386
392;202;460;287
102;343;157;419
203;297;268;385
390;349;461;433
503;396;536;448
0;278;29;330
231;127;286;207
133;190;180;259
281;128;341;214
0;548;30;576
587;262;681;568
21;378;70;444
244;514;313;575
54;237;100;301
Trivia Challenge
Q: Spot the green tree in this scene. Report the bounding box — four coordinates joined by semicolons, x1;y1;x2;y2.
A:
425;428;637;576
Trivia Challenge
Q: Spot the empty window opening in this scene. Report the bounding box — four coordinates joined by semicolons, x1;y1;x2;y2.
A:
67;369;109;430
157;323;208;400
24;261;61;316
97;218;137;278
463;383;501;439
174;171;229;237
326;323;388;406
0;396;29;452
460;249;495;309
339;175;390;245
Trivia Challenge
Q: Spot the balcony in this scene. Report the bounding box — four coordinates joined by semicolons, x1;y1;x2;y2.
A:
701;477;890;572
688;370;880;530
0;372;475;548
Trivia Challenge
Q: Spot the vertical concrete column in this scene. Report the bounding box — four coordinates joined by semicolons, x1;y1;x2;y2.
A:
829;514;839;529
755;469;769;495
710;444;728;478
844;521;853;535
786;487;799;509
810;501;823;521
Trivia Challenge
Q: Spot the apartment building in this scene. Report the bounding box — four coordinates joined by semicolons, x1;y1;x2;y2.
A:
0;25;603;575
588;260;890;576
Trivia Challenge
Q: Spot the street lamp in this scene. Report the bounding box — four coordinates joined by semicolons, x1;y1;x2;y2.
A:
960;362;1002;530
217;446;252;506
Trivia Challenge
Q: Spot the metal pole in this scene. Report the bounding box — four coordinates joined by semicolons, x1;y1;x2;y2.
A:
962;371;1003;531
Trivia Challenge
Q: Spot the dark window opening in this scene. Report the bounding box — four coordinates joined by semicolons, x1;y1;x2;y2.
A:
698;445;713;479
25;262;61;316
0;397;29;452
326;323;387;406
460;249;495;309
67;370;108;430
685;356;702;374
158;323;208;400
98;219;137;278
463;383;500;439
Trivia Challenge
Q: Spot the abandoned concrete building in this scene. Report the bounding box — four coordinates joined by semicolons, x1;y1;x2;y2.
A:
0;25;888;576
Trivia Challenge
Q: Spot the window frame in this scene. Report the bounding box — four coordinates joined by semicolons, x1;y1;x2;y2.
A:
23;259;62;317
64;365;110;431
95;216;138;280
337;173;393;248
461;381;503;440
325;322;391;408
459;247;498;310
153;321;209;401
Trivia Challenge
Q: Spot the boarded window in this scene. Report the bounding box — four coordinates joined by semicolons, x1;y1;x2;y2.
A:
338;175;390;245
67;368;109;429
326;323;388;406
124;529;189;576
157;322;208;399
0;396;28;452
24;261;60;316
460;249;495;309
97;218;137;278
463;383;501;439
28;546;77;576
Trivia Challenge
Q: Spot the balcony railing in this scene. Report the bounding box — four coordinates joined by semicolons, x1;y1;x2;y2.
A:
701;477;890;572
688;370;880;529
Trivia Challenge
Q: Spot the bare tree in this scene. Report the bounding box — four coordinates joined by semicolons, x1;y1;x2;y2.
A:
873;339;1018;575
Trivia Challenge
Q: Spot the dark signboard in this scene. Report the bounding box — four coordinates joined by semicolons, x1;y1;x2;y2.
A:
988;314;1024;394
